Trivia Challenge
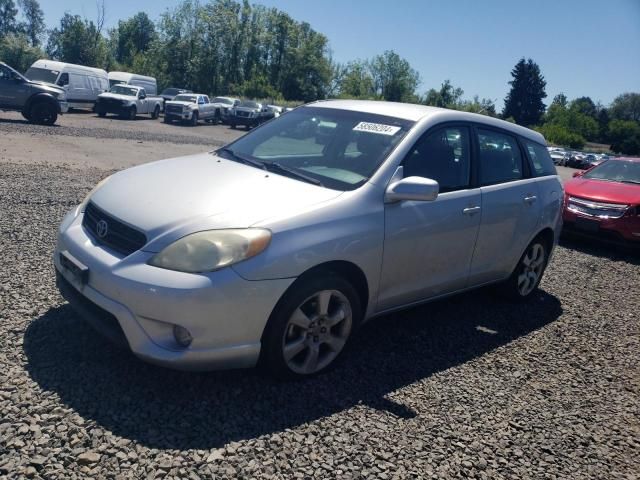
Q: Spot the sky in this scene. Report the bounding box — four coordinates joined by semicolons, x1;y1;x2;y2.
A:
38;0;640;110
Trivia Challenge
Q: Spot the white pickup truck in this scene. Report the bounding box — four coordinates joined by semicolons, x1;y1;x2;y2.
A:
164;93;221;126
95;84;163;120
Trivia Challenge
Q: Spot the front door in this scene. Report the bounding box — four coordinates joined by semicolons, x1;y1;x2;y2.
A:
377;125;481;312
0;65;29;108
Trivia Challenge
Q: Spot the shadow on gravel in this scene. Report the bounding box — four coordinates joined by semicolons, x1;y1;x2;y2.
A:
24;289;562;450
560;235;640;265
0;117;59;127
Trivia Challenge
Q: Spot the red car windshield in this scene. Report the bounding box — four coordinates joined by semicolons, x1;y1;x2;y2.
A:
583;160;640;185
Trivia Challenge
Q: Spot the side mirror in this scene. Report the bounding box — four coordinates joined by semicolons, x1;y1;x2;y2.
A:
385;176;439;203
139;93;146;99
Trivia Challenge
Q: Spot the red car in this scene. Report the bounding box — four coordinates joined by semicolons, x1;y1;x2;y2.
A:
563;157;640;245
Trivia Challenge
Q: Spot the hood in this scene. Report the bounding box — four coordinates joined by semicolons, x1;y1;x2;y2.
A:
98;92;136;102
235;106;260;113
89;152;343;251
565;177;640;205
165;101;193;108
26;80;64;95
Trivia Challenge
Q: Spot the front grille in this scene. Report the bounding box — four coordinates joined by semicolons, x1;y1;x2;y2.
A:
567;196;629;219
99;98;124;108
236;111;249;117
166;105;183;114
82;202;147;256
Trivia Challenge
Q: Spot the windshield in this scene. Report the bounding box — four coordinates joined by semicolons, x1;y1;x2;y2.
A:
222;106;413;191
239;101;259;109
212;97;233;105
583;160;640;184
109;79;127;88
174;95;197;103
109;85;138;96
25;67;59;84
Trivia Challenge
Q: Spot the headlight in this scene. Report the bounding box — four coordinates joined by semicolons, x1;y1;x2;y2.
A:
148;229;271;273
57;90;67;101
79;175;112;212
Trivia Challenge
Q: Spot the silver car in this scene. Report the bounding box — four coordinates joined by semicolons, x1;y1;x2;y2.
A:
54;100;563;378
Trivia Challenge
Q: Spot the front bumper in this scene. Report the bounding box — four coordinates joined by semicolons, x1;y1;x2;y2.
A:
165;109;194;121
58;101;69;114
95;101;131;115
230;114;259;126
54;209;295;371
563;209;640;244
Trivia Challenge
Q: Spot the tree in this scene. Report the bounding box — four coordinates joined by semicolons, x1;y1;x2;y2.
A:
114;12;156;66
368;50;419;102
17;0;44;47
570;96;597;119
502;58;547;126
0;0;18;38
608;120;640;155
545;99;598;141
609;93;640;123
423;80;464;108
536;124;585;149
551;93;567;108
46;13;108;67
0;32;43;71
338;60;375;99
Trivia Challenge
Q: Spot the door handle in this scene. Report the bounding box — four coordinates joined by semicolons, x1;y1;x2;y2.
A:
462;206;481;215
524;195;537;204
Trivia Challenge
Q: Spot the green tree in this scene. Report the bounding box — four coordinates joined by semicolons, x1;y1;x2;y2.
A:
551;93;567;108
0;0;18;38
17;0;44;46
502;58;547;126
423;79;464;108
596;107;610;144
536;124;585;149
368;50;419;102
114;12;156;66
0;32;43;71
46;13;108;67
608;120;640;155
338;60;375;99
570;96;597;119
609;93;640;123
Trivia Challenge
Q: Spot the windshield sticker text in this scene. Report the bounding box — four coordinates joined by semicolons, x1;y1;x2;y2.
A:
353;122;401;136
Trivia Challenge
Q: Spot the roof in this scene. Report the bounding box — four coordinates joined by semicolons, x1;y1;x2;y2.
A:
30;59;107;75
108;71;156;82
311;99;545;144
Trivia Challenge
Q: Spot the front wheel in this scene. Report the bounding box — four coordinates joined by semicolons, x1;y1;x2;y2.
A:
503;238;549;300
127;106;136;120
30;102;57;125
151;105;160;119
190;111;198;126
262;274;360;379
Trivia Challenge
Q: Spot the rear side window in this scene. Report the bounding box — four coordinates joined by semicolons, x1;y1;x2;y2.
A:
524;140;557;177
477;129;523;185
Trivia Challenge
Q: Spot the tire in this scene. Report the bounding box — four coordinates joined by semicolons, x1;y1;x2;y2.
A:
261;273;361;379
164;115;172;124
151;105;160;119
190;111;198;126
214;110;221;125
502;236;549;301
21;111;31;121
30;101;57;125
128;106;136;121
230;123;236;129
97;111;106;118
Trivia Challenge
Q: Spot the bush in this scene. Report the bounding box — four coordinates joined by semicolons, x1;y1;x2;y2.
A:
608;120;640;155
0;33;44;73
536;124;585;149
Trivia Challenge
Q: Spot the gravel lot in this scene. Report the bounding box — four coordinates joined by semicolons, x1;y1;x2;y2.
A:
1;117;639;479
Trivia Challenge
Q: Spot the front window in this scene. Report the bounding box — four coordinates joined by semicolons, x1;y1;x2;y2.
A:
25;67;59;84
174;95;198;103
583;160;640;184
109;85;138;96
222;106;413;191
212;97;233;105
239;101;259;109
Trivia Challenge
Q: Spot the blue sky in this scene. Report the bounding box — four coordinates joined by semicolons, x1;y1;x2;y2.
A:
38;0;640;110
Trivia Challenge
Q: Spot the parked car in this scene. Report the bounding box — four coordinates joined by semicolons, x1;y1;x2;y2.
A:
210;96;240;123
549;150;570;166
160;87;192;105
54;100;562;378
567;152;587;169
582;154;603;169
164;93;220;125
95;85;163;120
563;157;640;244
228;100;274;129
0;61;68;125
267;105;284;118
108;71;158;95
25;59;108;110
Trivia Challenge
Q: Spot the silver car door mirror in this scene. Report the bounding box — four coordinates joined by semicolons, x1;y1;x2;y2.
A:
385;176;439;203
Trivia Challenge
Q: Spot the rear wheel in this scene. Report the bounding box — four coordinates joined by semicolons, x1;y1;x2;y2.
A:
30;101;57;125
262;274;360;379
503;237;549;300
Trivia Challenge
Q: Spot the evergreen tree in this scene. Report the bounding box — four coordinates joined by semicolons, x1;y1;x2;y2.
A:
0;0;19;38
502;58;547;126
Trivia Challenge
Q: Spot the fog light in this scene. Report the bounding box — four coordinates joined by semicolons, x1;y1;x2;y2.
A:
173;325;193;348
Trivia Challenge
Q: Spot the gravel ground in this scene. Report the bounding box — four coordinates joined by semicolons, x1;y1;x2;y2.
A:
1;153;639;477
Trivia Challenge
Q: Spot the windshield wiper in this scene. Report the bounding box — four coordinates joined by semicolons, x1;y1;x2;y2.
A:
620;179;640;185
262;162;323;186
216;148;266;170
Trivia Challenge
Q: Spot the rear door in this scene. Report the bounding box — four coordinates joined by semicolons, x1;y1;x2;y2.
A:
378;124;482;311
467;127;541;286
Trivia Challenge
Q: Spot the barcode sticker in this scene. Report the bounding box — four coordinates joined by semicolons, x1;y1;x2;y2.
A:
353;122;401;136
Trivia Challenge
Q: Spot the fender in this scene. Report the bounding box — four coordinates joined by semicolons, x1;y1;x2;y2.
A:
23;92;61;115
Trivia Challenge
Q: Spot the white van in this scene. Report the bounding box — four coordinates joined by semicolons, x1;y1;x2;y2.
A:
25;59;108;110
108;72;157;96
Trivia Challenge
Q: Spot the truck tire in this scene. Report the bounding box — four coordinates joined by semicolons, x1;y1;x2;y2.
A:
97;111;106;118
190;111;198;126
164;115;172;124
30;101;58;126
214;110;221;124
230;123;236;129
127;106;136;121
151;105;160;119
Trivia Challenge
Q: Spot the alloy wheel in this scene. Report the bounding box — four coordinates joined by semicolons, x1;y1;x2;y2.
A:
282;289;352;375
517;243;545;296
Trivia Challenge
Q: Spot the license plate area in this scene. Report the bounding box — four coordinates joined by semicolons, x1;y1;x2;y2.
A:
59;250;89;285
575;217;600;233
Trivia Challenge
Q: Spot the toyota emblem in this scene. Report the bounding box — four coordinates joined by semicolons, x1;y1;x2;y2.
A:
96;219;109;238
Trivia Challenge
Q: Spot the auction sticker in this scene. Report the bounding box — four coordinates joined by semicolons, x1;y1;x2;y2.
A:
353;122;401;136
